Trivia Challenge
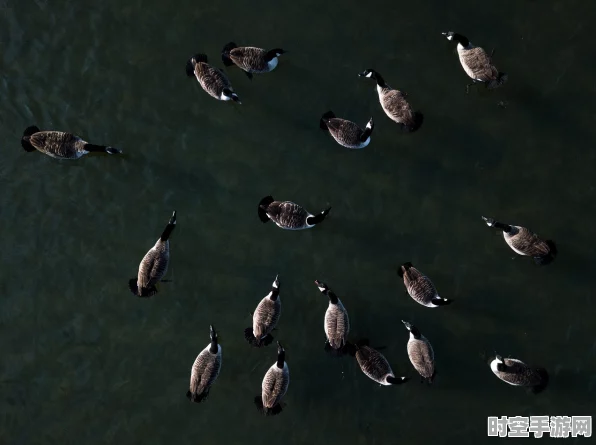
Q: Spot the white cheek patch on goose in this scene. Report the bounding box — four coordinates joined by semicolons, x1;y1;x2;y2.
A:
365;72;373;78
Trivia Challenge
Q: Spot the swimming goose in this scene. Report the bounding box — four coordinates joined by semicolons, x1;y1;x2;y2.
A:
187;325;222;403
442;32;508;93
221;42;286;79
21;126;121;159
358;69;423;132
258;196;331;230
398;262;452;307
319;111;374;149
402;321;435;383
185;53;241;103
482;216;557;265
128;211;176;297
353;342;408;386
315;280;350;354
490;355;549;393
255;341;290;416
244;275;281;347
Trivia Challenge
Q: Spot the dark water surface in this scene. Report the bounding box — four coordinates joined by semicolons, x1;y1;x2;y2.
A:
1;0;595;444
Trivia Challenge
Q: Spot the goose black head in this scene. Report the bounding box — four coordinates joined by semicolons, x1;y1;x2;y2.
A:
442;32;470;47
482;216;498;227
401;320;422;339
358;69;377;79
209;324;219;353
315;280;329;294
222;88;241;104
276;341;286;368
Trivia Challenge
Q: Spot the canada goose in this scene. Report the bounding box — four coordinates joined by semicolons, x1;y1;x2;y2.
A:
258;196;331;230
402;321;435;383
353;342;408;386
221;42;286;79
490;355;549;393
21;126;121;159
128;211;176;297
186;325;222;403
482;216;557;265
319;111;374;149
244;275;281;347
255;341;290;416
358;69;423;132
442;32;508;93
397;262;452;307
314;280;350;354
185;53;241;103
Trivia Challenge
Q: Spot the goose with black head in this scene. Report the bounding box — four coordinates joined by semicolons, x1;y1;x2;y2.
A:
320;111;374;149
128;211;176;297
442;32;508;93
254;342;290;416
21;126;121;158
358;69;423;132
482;216;557;265
221;42;286;79
186;325;223;403
186;53;241;103
244;275;281;347
258;195;331;230
490;355;549;393
402;321;435;384
398;262;452;307
315;280;350;355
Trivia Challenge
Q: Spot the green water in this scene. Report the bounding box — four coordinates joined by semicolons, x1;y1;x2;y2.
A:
1;0;595;444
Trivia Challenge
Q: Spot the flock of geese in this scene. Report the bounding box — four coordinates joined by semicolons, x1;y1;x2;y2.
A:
21;33;557;416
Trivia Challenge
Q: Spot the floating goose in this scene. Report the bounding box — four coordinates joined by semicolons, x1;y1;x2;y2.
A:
187;325;222;403
244;275;281;347
128;211;176;297
315;280;350;354
319;111;374;149
398;262;452;307
490;355;549;393
255;341;290;416
482;216;557;265
358;69;423;132
186;53;241;103
221;42;286;79
353;341;408;386
402;321;435;383
258;196;331;230
442;32;508;93
21;126;121;159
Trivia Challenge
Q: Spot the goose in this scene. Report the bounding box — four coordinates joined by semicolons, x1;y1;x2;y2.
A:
402;321;435;383
128;211;176;297
319;111;374;149
186;325;222;403
21;126;121;159
482;216;557;265
314;280;350;354
255;341;290;416
244;275;281;347
397;262;452;307
353;341;408;386
185;53;241;103
490;355;549;393
442;32;508;93
258;196;331;230
358;69;423;132
221;42;286;79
